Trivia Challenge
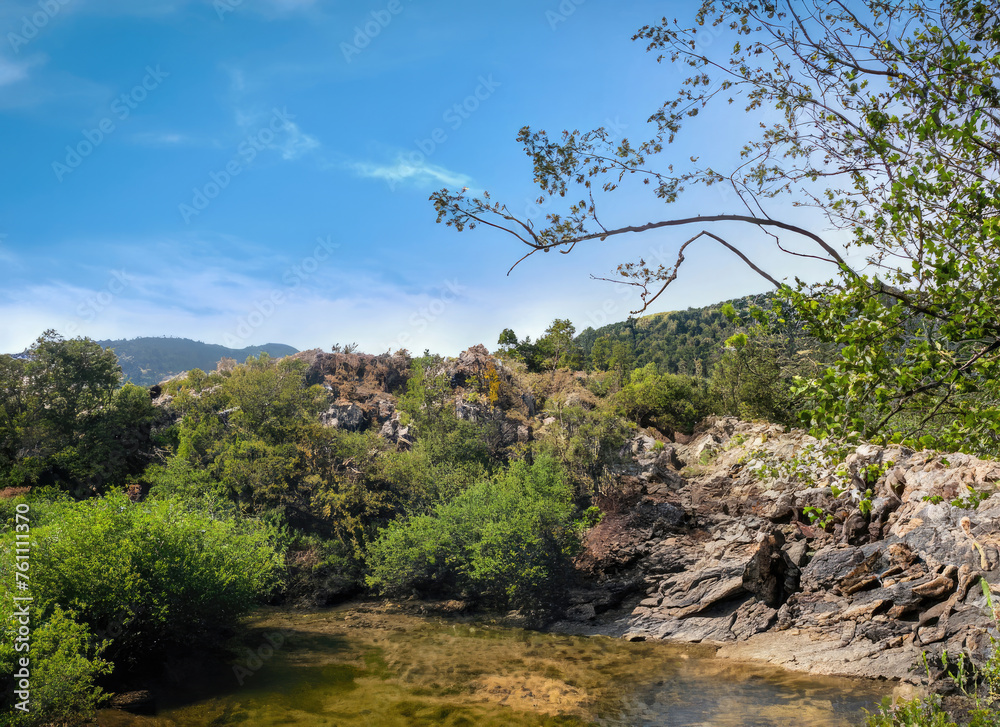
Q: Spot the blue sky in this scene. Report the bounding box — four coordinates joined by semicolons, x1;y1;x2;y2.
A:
0;0;859;356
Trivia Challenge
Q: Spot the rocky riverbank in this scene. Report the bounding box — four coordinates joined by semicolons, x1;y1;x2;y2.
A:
557;417;1000;686
151;343;1000;688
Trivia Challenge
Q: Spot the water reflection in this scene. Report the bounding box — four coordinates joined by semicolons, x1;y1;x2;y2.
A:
97;607;887;727
607;657;884;726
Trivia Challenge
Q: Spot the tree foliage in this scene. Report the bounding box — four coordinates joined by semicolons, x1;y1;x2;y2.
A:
0;490;281;722
431;0;1000;455
493;319;585;373
709;301;828;424
0;332;159;496
4;492;282;666
615;363;716;435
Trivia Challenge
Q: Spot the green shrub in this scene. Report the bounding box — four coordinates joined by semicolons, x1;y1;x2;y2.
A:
863;696;957;727
615;363;716;434
533;407;633;497
366;455;580;610
143;456;232;507
0;606;112;726
1;491;283;672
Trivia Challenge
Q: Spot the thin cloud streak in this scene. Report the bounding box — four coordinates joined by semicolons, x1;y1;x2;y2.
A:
350;155;473;190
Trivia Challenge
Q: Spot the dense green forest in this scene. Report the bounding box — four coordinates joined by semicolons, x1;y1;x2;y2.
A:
576;294;774;377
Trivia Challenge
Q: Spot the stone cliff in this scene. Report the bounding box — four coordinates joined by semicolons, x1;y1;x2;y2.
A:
560;417;1000;686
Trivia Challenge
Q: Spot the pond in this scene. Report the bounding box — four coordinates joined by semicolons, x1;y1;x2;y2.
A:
97;605;891;727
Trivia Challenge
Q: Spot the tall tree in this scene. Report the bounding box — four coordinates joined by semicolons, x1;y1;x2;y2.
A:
431;0;1000;454
590;336;611;371
538;319;579;372
497;328;519;353
1;332;159;495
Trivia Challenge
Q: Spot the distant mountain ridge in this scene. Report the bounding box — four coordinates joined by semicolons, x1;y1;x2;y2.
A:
96;337;298;386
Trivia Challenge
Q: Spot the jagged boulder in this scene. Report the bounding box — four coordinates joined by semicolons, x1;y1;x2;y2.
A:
613;435;685;492
321;402;367;431
742;531;793;608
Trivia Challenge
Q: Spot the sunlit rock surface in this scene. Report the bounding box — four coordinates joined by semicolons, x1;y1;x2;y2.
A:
562;417;1000;684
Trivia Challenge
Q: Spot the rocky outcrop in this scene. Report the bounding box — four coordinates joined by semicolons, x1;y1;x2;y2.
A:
320;402;368;431
294;349;410;395
562;417;1000;686
379;415;415;449
613;434;685;488
302;345;531;454
426;345;531;416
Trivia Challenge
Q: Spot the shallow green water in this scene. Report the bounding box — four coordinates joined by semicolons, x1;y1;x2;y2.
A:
97;606;890;727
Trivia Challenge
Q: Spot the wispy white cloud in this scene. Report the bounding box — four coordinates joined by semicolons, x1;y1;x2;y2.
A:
0;252;477;356
130;131;194;146
275;118;320;160
350;155;473;191
223;63;321;162
3;223;792;359
233;106;320;161
0;58;29;86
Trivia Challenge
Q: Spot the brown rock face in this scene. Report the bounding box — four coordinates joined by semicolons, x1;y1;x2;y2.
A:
742;532;790;608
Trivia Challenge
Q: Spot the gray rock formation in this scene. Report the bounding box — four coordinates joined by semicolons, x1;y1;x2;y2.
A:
562;417;1000;686
378;415;415;449
321;403;367;431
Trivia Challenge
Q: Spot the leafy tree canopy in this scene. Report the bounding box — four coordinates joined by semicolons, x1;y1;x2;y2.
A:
0;331;159;496
432;0;1000;455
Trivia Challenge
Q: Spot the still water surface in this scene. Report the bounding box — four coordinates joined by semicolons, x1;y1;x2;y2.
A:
98;606;889;727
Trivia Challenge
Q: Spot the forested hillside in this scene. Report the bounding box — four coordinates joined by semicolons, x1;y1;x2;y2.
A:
95;337;298;386
575;293;778;376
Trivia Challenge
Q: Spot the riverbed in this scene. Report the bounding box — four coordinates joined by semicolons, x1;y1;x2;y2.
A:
97;604;891;726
